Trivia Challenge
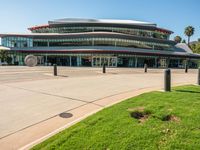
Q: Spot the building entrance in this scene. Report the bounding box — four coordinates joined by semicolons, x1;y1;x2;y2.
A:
92;57;117;67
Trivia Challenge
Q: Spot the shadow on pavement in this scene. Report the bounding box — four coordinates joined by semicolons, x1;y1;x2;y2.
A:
175;90;200;94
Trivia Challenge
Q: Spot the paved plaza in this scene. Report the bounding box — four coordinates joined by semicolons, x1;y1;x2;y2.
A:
0;66;198;150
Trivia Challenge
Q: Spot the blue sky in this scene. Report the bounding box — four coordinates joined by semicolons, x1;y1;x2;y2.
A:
0;0;199;42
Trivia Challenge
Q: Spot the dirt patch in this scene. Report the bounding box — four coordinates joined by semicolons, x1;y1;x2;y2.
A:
162;115;180;122
129;108;151;123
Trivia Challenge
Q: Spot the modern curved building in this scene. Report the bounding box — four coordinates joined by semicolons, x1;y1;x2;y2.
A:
0;18;200;68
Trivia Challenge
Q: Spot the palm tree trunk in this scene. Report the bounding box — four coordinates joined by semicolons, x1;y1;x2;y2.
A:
188;36;190;45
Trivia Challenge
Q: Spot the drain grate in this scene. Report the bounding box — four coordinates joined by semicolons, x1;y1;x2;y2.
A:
59;112;73;118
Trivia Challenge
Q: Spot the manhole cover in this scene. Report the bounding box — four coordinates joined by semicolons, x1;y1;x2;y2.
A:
59;113;73;118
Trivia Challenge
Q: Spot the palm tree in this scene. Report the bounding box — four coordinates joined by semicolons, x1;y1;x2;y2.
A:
184;26;195;45
174;36;182;43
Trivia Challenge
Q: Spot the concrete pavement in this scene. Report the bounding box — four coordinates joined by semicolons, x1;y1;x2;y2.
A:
0;66;198;150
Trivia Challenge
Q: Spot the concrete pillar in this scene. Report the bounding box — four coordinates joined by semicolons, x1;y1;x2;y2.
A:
164;69;171;92
103;63;106;73
185;63;188;73
144;64;147;73
53;64;57;76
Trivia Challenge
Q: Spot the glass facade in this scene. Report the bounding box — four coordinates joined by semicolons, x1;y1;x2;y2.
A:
31;26;170;40
33;38;173;50
1;36;199;68
6;51;198;68
2;37;174;51
2;37;33;48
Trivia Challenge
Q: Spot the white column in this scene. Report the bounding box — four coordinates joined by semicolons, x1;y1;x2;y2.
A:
91;56;94;67
135;56;138;68
77;56;81;66
92;38;94;46
45;54;48;66
69;56;72;66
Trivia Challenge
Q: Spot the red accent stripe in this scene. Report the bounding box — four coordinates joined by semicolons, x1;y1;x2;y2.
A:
28;25;49;31
156;28;172;34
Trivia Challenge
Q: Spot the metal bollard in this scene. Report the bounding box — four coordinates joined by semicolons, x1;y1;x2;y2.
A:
144;64;147;73
198;68;200;85
103;64;106;73
53;64;57;76
164;69;171;92
185;64;188;73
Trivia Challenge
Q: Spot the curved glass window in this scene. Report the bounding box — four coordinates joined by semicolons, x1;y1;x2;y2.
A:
2;37;33;48
31;26;169;40
33;38;174;51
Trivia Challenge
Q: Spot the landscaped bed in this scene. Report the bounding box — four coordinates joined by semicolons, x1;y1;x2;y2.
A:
32;85;200;150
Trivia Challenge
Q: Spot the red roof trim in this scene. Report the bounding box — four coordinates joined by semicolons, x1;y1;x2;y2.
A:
156;28;173;34
28;25;49;31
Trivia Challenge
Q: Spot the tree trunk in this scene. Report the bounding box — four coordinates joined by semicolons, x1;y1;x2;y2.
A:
188;36;190;45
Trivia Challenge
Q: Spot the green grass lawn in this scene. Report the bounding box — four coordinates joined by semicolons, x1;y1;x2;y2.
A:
32;85;200;150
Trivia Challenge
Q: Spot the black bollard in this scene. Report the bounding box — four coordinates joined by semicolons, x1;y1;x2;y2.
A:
54;64;57;76
164;69;171;92
103;63;106;73
198;68;200;85
144;64;147;73
185;63;188;73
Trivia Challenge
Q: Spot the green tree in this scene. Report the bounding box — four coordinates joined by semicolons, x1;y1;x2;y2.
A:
182;39;186;43
0;50;12;64
190;42;200;54
0;50;8;62
174;36;182;43
184;26;195;45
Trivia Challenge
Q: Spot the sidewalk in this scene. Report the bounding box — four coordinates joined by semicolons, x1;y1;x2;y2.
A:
0;67;198;150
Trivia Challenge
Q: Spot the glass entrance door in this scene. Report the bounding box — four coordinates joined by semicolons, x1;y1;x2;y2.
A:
159;58;167;68
92;57;117;67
